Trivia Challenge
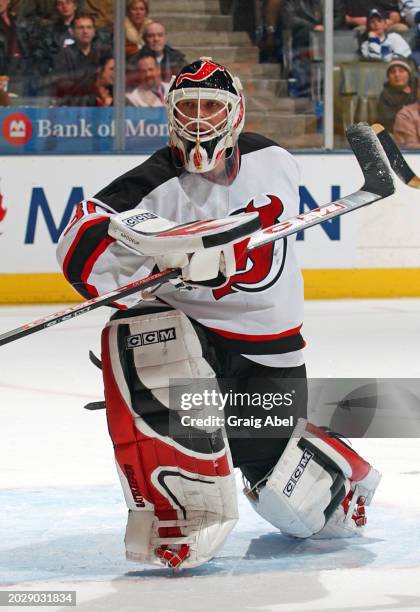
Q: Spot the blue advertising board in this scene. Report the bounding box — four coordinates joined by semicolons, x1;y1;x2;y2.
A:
0;106;168;154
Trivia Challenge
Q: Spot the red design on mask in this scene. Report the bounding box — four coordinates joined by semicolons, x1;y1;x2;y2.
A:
176;60;225;87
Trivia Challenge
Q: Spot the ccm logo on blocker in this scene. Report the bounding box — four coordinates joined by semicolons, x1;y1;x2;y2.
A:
126;327;176;348
123;212;158;226
283;449;314;497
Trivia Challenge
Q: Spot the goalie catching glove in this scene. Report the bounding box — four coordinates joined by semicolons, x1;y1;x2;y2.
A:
108;208;261;284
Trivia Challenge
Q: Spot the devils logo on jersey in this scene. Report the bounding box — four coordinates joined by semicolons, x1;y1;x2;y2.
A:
213;195;286;300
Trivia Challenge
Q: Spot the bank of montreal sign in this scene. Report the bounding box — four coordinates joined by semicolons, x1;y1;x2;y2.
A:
0;107;169;154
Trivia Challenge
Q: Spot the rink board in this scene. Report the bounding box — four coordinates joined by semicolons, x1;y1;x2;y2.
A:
1;152;420;302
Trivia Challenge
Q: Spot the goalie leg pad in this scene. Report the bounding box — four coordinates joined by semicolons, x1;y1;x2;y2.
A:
101;304;238;569
246;418;381;539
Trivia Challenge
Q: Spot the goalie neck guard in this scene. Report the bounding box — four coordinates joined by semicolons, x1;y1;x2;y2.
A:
166;57;245;174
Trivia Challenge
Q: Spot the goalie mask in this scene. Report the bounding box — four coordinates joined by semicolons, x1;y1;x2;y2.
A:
166;58;245;174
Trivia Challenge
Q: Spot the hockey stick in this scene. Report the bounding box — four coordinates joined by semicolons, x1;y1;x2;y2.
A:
0;268;181;346
0;123;394;347
372;123;420;189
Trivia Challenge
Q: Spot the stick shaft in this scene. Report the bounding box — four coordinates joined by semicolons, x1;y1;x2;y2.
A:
0;268;180;346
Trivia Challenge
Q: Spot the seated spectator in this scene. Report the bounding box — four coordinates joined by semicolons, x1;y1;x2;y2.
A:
360;8;412;61
46;0;78;52
377;57;417;130
281;0;345;96
125;0;152;57
0;0;21;83
393;78;420;145
0;0;46;95
91;54;113;106
345;1;406;31
139;22;187;83
10;0;82;24
52;13;111;105
84;0;114;32
126;54;168;107
51;53;113;106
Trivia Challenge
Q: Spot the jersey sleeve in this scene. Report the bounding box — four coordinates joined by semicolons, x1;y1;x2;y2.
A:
389;33;412;58
360;37;382;60
57;147;180;308
56;198;155;309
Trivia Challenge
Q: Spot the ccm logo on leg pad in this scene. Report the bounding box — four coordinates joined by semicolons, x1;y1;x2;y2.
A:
126;327;176;348
283;448;314;497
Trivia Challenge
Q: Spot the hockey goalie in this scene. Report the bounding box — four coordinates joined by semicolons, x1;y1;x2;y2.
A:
57;58;381;569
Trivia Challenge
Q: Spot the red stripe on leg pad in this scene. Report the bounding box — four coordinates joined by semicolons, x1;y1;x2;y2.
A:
305;422;371;482
101;326;232;511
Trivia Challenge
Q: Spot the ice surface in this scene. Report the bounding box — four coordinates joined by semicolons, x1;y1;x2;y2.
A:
1;300;420;611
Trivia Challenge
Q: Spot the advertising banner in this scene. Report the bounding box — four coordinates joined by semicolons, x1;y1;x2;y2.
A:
0;107;168;154
0;152;419;301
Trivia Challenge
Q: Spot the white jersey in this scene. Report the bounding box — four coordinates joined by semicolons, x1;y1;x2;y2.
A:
57;133;305;367
360;31;412;62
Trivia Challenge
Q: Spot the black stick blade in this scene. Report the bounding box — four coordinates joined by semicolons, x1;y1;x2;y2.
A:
372;123;420;189
346;123;395;197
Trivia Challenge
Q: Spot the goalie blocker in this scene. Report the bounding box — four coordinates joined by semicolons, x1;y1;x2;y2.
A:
108;208;262;284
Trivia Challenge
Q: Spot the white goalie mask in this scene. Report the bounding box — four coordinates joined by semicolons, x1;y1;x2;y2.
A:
166;58;245;174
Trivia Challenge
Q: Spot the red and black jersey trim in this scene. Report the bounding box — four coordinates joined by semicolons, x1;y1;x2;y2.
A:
63;217;112;299
238;132;280;154
205;324;305;355
93;134;278;215
94;147;182;213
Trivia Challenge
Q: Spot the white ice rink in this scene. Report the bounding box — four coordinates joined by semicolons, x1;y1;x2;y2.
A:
1;299;420;612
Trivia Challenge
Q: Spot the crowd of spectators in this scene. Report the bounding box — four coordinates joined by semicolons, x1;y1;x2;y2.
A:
3;0;420;147
0;0;186;107
254;0;420;146
259;2;420;95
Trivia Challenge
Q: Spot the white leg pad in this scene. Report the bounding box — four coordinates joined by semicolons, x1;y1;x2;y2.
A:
245;419;381;539
103;305;238;569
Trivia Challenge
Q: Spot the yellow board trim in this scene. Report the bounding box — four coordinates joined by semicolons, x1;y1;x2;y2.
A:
0;273;81;303
303;269;420;299
1;269;420;303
